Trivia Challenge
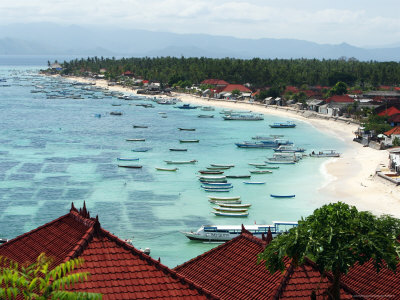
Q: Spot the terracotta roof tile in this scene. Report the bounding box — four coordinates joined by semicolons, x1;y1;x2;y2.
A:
384;126;400;136
0;203;218;299
378;106;400;117
326;95;354;103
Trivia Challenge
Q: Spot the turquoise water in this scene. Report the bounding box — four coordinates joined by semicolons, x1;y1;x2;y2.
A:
0;63;346;267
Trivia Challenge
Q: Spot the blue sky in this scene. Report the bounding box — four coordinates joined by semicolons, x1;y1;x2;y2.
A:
1;0;399;47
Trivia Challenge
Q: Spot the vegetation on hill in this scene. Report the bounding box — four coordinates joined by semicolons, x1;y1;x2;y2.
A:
58;57;400;89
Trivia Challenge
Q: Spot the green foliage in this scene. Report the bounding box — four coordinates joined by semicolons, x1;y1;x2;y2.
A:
231;89;241;96
0;253;102;299
363;114;392;134
327;81;348;97
56;57;400;88
258;202;400;299
393;137;400;147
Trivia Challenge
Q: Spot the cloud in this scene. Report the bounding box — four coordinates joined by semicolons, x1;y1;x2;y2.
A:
0;0;400;46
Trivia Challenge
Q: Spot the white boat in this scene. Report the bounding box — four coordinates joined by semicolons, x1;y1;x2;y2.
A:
165;160;197;164
199;175;226;180
223;114;264;121
181;221;298;241
212;211;249;217
210;164;234;168
208;196;240;201
249;170;272;174
266;153;299;164
201;185;233;189
126;138;145;142
209;199;241;204
201;182;232;187
155;167;178;171
204;188;231;192
216;203;251;208
273;145;306;153
243;181;266;184
248;163;266;167
310;150;341;157
212;207;248;213
117;158;139;161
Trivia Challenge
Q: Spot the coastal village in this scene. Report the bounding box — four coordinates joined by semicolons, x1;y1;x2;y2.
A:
1;61;400;299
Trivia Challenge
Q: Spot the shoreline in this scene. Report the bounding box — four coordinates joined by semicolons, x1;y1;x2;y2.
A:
63;75;400;217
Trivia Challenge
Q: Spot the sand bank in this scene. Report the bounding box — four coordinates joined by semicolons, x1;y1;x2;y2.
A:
65;76;400;217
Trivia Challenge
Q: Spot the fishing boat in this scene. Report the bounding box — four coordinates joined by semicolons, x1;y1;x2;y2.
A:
155;167;178;171
208;196;240;201
226;175;251;179
131;147;152;152
273;145;306;153
133;125;148;128
118;165;142;169
248;163;266;167
201;179;228;184
216;203;251;208
176;104;198;109
235;142;273;148
126;138;145;142
199;170;224;174
212;211;249;217
210;164;234;168
243;181;266;184
169;148;188;152
269;121;296;128
201;106;215;111
164;160;197;164
256;165;279;169
202;182;232;186
249;170;272;174
198;114;214;118
252;135;285;140
179;139;200;143
270;194;296;198
266;153;298;164
223;114;264;121
202;185;233;189
110;111;123;116
199;175;227;181
213;207;248;213
209;199;241;204
181;221;298;241
204;188;231;192
178;128;196;131
206;166;231;170
309;150;341;157
117;158;139;161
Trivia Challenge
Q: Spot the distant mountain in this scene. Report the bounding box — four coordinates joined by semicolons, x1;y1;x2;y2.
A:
1;23;400;61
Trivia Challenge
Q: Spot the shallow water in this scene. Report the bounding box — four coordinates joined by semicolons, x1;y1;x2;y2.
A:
0;63;346;267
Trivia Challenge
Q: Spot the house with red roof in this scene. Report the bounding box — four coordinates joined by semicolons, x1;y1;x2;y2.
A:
122;71;134;78
175;227;400;299
0;203;218;299
216;84;252;99
201;79;229;88
378;106;400;117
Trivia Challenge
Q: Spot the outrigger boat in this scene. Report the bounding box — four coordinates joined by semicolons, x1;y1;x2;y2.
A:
165;160;197;164
226;175;251;179
126;138;145;142
216;203;251;208
117;158;139;161
118;165;142;168
204;188;231;192
169;148;188;151
202;185;233;189
256;165;279;169
178;128;196;131
208;196;240;201
309;150;341;157
201;182;232;187
270;194;296;198
206;166;231;170
269;121;296;128
213;207;248;213
199;175;226;181
155;167;178;171
243;181;266;184
248;163;266;167
199;170;224;174
180;139;199;143
181;221;298;241
198;114;214;118
249;170;272;174
212;211;249;217
210;164;234;168
131;147;152;152
133;125;148;128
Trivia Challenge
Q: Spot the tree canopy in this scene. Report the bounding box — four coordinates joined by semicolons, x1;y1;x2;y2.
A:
56;56;400;89
258;202;400;299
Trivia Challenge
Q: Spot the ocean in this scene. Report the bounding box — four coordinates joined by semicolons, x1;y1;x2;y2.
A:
0;57;346;267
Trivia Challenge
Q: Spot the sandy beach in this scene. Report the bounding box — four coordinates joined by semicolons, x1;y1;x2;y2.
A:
65;76;400;217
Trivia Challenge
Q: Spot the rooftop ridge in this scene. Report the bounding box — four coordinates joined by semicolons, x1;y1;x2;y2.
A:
100;227;219;299
273;259;295;299
175;232;265;272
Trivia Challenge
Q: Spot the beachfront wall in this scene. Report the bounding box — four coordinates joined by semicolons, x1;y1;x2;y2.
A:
389;149;400;173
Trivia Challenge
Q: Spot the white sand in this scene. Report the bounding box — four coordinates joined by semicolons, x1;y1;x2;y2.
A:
65;76;400;217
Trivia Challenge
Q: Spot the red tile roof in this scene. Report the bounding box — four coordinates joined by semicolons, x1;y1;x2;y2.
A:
389;114;400;123
0;203;218;299
378;106;400;117
219;84;252;93
326;95;354;103
201;79;229;86
285;86;299;93
384;126;400;136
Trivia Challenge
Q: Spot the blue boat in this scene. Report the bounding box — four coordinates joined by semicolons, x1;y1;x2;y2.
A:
243;181;266;185
269;121;296;128
201;185;233;189
270;194;296;198
201;182;232;187
131;147;152;152
176;104;198;109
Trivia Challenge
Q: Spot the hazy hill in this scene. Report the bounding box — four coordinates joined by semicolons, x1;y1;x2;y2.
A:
1;23;400;61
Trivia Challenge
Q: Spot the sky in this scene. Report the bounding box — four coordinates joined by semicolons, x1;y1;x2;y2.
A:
1;0;400;47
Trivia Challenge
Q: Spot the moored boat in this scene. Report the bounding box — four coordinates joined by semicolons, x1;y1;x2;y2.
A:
226;175;251;179
216;203;251;208
223;114;264;121
212;211;249;217
204;188;231;192
309;150;341;157
126;138;145;142
199;170;224;174
133;125;148;128
206;166;231;170
248;163;266;167
169;148;188;151
180;139;199;143
213;207;248;213
256;165;279;169
269;121;296;128
178;128;196;131
210;164;234;168
117;158;139;161
274;145;306;153
243;181;266;184
201;185;233;189
270;194;296;198
118;165;142;168
176;104;198;109
198;114;214;118
181;221;298;241
131;147;152;152
165;160;197;164
155;167;178;171
208;196;240;201
249;170;272;174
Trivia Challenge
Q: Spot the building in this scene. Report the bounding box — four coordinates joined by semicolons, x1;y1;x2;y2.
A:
0;203;218;299
175;227;400;299
384;126;400;147
201;79;229;88
215;84;252;99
